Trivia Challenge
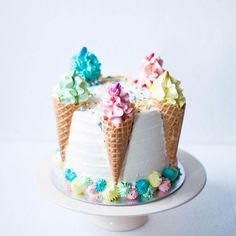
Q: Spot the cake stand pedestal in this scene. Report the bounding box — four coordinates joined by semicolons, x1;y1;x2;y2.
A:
35;150;207;232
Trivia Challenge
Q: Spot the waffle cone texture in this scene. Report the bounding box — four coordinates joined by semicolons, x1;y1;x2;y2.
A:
156;102;186;167
53;98;79;161
102;114;134;184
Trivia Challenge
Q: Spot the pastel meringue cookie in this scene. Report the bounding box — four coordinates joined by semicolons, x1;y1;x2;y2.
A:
150;71;185;107
158;179;171;193
100;82;133;124
135;179;149;195
162;167;179;182
117;182;131;197
64;180;72;193
54;71;89;105
71;178;85;195
71;47;101;86
148;171;162;188
142;185;155;199
102;184;119;202
77;176;93;188
64;168;77;182
95;178;107;192
138;53;164;87
127;187;138;200
87;185;99;200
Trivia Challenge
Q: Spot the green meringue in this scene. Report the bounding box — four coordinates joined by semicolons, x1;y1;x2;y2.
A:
142;185;155;199
77;176;93;188
54;71;89;105
150;71;185;107
117;182;131;197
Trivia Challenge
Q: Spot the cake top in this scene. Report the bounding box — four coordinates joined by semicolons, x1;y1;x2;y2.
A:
53;47;186;120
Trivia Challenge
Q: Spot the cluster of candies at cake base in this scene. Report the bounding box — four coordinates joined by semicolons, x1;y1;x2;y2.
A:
52;152;181;202
52;47;186;202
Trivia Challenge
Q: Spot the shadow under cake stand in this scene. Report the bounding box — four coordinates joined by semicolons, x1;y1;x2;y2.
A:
36;150;207;232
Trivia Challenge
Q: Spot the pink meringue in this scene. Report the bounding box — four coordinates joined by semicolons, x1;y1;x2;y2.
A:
138;53;164;87
87;185;99;200
100;82;133;124
65;180;72;193
127;187;138;200
158;179;171;193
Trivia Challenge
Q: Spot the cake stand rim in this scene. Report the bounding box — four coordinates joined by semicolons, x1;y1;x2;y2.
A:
35;149;207;217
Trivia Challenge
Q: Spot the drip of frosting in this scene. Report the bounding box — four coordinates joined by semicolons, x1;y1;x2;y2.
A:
71;47;101;86
158;179;171;192
137;53;164;87
102;184;119;201
127;187;138;200
148;171;162;188
54;71;89;104
150;71;185;107
117;182;131;197
100;82;133;124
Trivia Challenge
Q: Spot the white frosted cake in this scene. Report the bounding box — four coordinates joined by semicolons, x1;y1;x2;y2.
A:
52;48;186;202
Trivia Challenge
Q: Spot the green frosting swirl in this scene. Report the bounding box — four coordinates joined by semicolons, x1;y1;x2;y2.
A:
55;71;89;104
150;71;185;107
118;182;131;197
77;176;93;188
142;185;155;199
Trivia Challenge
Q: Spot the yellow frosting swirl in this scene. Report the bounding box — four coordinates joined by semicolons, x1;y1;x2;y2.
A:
102;184;119;202
71;178;85;195
148;171;162;188
150;71;185;107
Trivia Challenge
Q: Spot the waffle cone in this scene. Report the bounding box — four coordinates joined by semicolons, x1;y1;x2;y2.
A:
102;114;134;184
157;101;186;167
53;98;79;161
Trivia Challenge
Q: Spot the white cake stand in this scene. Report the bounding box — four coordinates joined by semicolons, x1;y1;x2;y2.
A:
35;150;207;232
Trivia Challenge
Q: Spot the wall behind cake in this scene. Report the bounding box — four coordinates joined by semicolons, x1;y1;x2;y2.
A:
0;0;235;145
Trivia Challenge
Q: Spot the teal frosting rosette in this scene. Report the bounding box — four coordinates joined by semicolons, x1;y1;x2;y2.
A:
71;47;101;86
55;71;89;104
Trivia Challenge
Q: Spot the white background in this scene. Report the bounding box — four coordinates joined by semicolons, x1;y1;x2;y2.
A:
0;0;236;145
1;1;236;236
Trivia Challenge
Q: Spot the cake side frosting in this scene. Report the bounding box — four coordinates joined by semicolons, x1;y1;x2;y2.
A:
64;77;167;182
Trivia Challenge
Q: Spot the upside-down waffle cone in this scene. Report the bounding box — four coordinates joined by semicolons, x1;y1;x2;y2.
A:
156;101;186;167
102;114;134;184
53;98;79;161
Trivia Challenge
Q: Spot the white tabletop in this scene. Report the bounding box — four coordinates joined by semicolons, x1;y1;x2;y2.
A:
0;142;236;236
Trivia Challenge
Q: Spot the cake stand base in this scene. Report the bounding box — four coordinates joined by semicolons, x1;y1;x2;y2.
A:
35;150;207;232
92;215;149;231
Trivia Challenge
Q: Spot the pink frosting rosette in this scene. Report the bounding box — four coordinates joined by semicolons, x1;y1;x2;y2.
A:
87;185;99;201
135;53;164;88
158;179;171;193
100;82;133;124
127;187;138;200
